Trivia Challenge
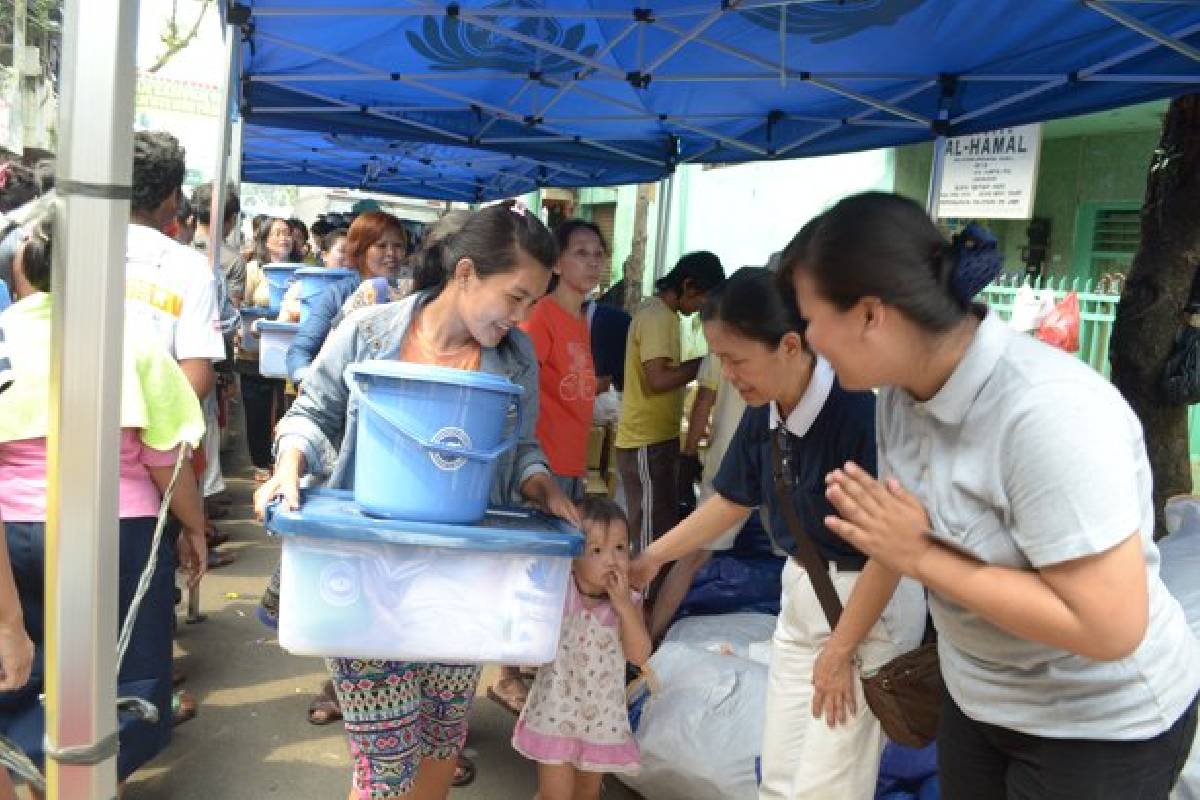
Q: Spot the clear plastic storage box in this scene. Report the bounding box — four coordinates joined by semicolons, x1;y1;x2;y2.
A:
266;489;584;664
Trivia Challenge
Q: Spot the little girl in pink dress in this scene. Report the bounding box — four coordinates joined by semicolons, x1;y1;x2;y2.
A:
513;497;652;799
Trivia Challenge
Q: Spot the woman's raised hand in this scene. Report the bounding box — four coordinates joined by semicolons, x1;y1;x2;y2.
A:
253;468;300;521
824;461;934;577
629;552;664;593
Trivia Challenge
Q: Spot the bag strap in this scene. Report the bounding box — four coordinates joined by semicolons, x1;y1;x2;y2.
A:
770;425;844;630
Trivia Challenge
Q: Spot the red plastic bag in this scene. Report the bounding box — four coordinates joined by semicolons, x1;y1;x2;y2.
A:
1036;291;1080;353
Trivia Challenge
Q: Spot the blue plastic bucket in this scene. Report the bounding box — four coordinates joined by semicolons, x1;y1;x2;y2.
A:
263;263;303;311
296;267;358;324
345;361;524;523
258;320;300;378
238;306;271;354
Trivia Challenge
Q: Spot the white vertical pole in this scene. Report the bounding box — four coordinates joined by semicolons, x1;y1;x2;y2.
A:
43;0;138;797
229;117;244;191
653;174;675;279
208;17;241;276
926;136;946;217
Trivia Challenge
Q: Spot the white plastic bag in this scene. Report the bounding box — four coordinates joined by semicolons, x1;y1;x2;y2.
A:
593;386;621;425
619;613;776;800
1009;286;1056;333
1161;497;1200;800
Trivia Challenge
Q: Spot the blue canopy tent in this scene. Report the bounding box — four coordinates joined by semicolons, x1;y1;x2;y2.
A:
231;0;1200;200
241;122;664;200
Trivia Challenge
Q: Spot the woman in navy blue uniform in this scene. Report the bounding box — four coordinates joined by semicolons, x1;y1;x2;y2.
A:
632;265;925;799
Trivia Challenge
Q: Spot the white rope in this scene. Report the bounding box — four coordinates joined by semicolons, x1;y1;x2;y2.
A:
116;445;187;668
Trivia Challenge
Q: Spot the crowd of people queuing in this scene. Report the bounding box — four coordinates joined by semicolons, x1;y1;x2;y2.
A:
0;128;1193;800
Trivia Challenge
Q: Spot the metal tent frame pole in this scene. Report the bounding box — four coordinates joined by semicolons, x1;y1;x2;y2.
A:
208;10;242;279
44;0;139;796
926;136;946;218
653;174;675;279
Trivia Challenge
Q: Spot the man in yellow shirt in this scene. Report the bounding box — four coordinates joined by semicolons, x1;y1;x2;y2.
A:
616;251;725;555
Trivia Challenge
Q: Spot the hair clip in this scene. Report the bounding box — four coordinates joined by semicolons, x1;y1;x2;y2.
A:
509;199;529;218
949;223;1002;305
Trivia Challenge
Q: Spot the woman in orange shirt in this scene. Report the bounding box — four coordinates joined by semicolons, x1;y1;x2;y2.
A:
521;220;607;499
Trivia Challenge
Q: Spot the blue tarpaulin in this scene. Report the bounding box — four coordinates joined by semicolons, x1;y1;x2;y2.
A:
234;0;1200;200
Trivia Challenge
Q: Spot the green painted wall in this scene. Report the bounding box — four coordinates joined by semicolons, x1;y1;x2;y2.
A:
892;129;1158;279
893;140;933;206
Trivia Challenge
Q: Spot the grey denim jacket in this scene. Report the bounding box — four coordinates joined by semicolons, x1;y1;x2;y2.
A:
275;291;549;506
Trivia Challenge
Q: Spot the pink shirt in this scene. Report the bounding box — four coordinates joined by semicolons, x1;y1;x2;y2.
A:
0;429;177;522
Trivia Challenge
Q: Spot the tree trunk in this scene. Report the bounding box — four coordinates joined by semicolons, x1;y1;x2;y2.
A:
623;182;654;312
1110;94;1200;539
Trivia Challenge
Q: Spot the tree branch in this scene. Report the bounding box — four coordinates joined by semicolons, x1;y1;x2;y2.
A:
147;0;211;74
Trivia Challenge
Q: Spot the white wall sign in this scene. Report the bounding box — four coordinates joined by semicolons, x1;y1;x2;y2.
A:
936;123;1042;220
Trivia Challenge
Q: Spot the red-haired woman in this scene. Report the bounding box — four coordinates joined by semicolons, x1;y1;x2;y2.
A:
284;210;408;384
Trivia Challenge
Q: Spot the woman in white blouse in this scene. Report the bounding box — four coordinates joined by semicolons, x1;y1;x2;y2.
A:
788;191;1198;800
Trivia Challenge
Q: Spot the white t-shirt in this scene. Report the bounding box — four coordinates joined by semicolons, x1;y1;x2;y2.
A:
879;311;1200;739
125;224;225;363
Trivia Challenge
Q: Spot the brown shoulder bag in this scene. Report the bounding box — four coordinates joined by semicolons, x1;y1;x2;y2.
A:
770;427;942;749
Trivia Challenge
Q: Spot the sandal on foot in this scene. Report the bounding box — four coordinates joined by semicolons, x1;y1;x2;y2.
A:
453;755;476;788
207;549;236;569
486;678;529;716
172;689;197;726
307;682;343;726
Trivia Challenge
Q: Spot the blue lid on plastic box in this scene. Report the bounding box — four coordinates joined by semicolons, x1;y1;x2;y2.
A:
347;360;524;398
296;267;358;280
258;320;302;334
266;489;584;557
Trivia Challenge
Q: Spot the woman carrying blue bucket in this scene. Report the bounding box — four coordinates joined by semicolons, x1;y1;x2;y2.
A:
255;201;579;800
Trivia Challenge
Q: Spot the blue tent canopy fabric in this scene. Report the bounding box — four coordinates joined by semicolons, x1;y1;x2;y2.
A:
240;124;657;200
235;0;1200;201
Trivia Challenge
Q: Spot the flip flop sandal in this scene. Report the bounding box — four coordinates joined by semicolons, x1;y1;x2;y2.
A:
452;755;476;788
172;689;197;727
486;679;528;716
307;683;343;726
255;605;279;630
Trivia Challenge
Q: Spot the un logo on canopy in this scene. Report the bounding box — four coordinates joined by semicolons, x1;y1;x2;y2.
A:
740;0;925;43
407;0;600;74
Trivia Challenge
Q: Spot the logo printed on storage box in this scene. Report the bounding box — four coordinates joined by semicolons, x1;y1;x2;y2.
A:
319;560;361;607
